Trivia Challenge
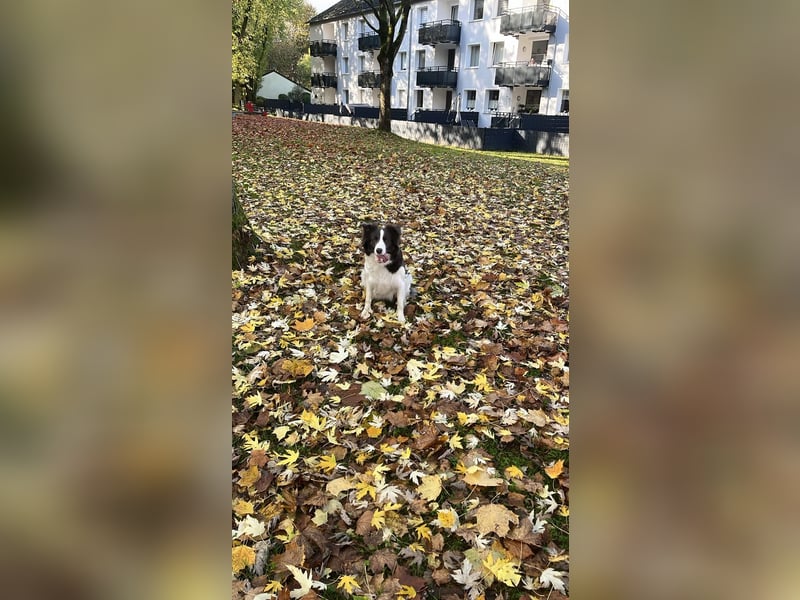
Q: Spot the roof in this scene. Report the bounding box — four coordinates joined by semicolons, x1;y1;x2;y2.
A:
309;0;425;25
260;70;310;92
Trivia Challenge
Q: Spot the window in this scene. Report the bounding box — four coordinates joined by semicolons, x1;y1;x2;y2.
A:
415;90;424;109
465;90;476;110
486;89;499;111
342;57;349;74
399;52;407;71
473;0;484;20
399;88;407;107
359;55;366;72
418;7;428;24
343;89;349;104
491;42;504;66
342;22;348;39
497;0;508;15
416;50;426;69
359;19;366;34
450;5;459;20
564;33;569;63
560;89;569;113
468;45;480;68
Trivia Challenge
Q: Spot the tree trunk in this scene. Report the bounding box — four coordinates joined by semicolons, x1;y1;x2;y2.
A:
378;60;393;132
232;181;259;269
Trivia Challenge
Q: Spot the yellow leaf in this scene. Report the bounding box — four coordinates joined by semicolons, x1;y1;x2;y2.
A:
318;454;337;473
273;425;290;441
337;575;361;594
558;505;570;517
327;476;356;495
238;465;260;488
284;358;313;378
416;524;432;541
544;459;565;479
482;554;521;587
504;465;525;480
435;508;458;530
232;544;255;573
463;466;503;487
355;480;377;501
448;433;464;449
371;509;386;529
366;425;383;438
244;393;263;408
474;504;519;537
417;475;442;502
240;322;256;333
264;580;283;593
473;372;493;392
233;498;254;516
276;449;300;467
291;317;315;332
397;584;417;598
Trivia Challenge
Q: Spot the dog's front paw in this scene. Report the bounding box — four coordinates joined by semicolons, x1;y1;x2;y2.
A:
396;313;406;324
360;309;371;319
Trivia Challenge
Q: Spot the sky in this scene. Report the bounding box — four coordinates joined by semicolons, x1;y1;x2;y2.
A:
307;0;339;15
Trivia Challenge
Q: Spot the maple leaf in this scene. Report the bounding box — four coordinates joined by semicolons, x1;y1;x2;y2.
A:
232;544;255;573
285;564;326;598
417;475;442;501
415;524;432;541
474;504;519;538
233;498;254;516
371;509;386;529
451;558;482;592
233;515;266;539
482;554;521;587
318;453;338;473
539;567;567;592
276;449;300;467
504;465;525;480
355;480;377;501
337;575;361;594
238;464;261;488
544;459;565;479
291;317;315;332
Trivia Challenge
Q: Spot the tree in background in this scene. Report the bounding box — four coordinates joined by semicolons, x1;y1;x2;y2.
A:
259;3;315;89
233;0;314;105
364;0;412;132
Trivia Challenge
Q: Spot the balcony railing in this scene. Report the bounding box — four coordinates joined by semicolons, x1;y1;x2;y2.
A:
358;71;382;88
418;20;462;46
494;62;551;87
309;39;337;57
416;66;458;88
499;7;557;36
357;33;381;51
311;72;338;88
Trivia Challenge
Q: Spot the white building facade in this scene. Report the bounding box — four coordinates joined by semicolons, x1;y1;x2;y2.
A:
309;0;568;128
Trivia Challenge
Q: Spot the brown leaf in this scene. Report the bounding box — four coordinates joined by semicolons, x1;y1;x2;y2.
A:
369;549;398;574
355;510;373;536
432;569;451;585
413;424;440;451
474;504;519;537
273;538;306;573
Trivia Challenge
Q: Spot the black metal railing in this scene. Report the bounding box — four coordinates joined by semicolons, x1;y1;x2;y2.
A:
416;66;458;88
494;62;551;87
357;33;381;51
499;7;557;36
311;72;338;88
418;19;462;45
357;71;382;88
490;113;569;131
309;39;337;57
412;109;479;125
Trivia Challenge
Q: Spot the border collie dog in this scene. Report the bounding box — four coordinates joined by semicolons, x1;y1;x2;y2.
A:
360;223;412;323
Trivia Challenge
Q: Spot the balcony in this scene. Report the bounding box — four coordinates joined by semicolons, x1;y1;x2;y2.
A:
418;20;461;46
499;7;557;36
357;33;381;51
311;72;338;88
494;62;551;87
309;39;337;57
416;66;458;88
358;71;382;88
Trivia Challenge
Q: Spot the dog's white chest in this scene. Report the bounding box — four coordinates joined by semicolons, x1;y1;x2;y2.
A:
362;261;408;300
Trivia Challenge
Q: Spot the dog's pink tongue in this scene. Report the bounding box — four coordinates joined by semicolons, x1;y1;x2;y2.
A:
377;254;389;264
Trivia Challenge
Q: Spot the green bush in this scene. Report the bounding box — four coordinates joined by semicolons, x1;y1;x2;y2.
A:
278;93;289;101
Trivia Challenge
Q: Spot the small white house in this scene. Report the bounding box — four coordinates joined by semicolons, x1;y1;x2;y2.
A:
257;71;311;99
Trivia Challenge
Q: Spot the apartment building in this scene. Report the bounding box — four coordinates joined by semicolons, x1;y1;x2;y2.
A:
308;0;569;128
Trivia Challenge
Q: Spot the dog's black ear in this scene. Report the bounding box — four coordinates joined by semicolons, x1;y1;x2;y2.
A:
385;224;402;241
361;222;375;239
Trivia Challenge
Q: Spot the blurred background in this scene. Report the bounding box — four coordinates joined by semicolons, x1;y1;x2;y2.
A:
0;0;799;598
0;1;230;598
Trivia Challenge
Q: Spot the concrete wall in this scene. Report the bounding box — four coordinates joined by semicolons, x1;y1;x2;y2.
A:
272;110;568;156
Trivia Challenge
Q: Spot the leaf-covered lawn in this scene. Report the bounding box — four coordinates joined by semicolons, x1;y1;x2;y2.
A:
232;115;569;600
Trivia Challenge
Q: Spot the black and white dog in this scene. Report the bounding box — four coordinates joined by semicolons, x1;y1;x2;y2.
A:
360;223;412;323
